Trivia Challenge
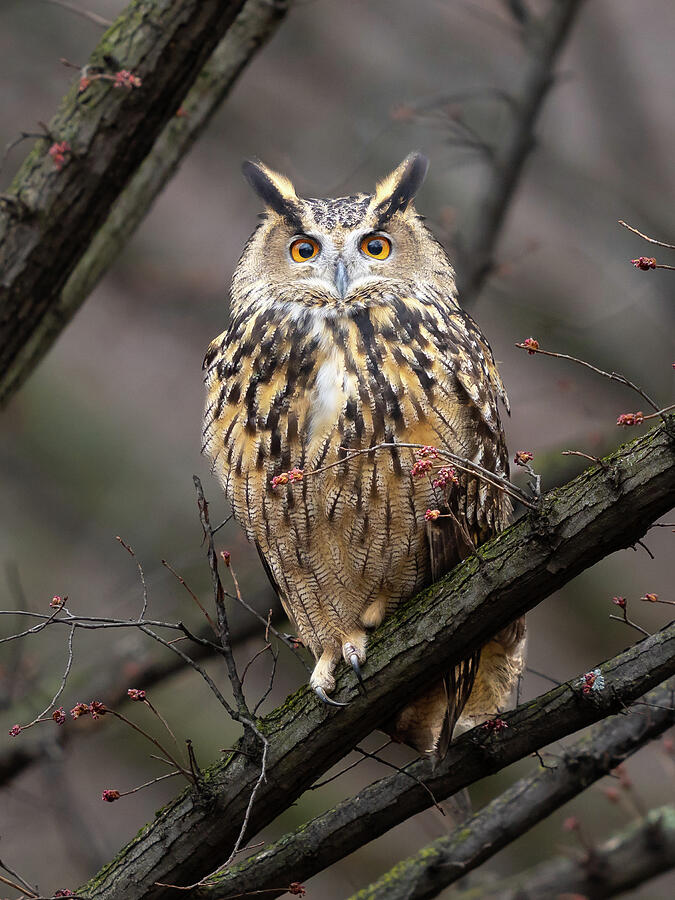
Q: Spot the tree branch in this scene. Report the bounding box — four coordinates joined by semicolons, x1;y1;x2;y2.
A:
73;421;675;899
0;0;290;405
186;628;675;899
455;805;675;900
455;0;585;302
348;680;675;899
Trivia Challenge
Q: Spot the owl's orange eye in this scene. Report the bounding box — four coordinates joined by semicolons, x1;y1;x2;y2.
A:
290;237;320;262
360;234;391;260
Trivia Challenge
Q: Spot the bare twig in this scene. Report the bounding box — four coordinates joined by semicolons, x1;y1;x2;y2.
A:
193;475;252;727
310;740;393;790
609;600;651;638
116;536;148;621
515;341;660;413
561;449;609;470
162;558;219;636
300;441;537;510
619;219;675;250
39;0;113;27
105;708;193;783
0;856;39;897
225;560;311;671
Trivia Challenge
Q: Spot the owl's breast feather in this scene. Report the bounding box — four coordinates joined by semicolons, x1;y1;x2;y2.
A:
307;352;345;444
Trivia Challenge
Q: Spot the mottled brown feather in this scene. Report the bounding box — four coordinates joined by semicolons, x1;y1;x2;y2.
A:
203;156;526;754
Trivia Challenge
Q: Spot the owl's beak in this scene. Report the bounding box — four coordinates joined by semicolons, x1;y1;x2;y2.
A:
334;259;349;299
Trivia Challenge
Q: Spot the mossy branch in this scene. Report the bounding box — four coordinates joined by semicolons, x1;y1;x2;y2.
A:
349;679;675;899
75;421;675;899
454;804;675;900
0;0;290;405
187;629;675;899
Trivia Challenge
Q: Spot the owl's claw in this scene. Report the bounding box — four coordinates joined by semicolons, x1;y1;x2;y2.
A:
314;686;348;707
349;653;367;694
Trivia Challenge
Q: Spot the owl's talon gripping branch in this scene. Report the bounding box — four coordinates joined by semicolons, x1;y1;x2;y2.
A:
343;641;367;693
314;686;349;708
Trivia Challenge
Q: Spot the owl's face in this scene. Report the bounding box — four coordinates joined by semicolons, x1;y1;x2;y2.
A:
232;154;457;312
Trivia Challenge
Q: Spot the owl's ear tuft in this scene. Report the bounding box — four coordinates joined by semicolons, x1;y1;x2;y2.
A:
242;159;303;231
372;152;429;227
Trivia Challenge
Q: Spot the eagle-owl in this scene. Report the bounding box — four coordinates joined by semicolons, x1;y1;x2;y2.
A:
203;154;526;756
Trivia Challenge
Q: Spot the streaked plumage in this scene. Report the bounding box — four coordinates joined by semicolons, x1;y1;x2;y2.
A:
203;155;526;755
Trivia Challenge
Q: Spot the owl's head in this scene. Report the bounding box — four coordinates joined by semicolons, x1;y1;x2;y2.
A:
233;153;455;311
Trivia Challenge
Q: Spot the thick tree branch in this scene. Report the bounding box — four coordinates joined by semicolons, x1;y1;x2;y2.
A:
73;421;675;899
349;680;675;899
191;627;675;899
0;0;290;405
455;805;675;900
455;0;585;301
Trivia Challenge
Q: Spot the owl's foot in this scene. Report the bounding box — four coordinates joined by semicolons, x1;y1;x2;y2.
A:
311;651;348;707
342;636;367;693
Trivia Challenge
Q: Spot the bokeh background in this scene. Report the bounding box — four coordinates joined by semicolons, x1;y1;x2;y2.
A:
1;0;674;896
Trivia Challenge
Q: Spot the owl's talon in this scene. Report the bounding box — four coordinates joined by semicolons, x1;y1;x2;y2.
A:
349;653;367;693
314;686;348;707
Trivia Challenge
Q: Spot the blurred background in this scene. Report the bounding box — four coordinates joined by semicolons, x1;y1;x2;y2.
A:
1;0;674;896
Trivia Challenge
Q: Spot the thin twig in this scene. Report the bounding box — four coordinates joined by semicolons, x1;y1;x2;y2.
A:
561;449;609;470
618;219;675;251
162;558;219;636
226;563;311;671
143;697;182;755
253;647;279;716
193;476;251;725
0;856;38;897
39;0;113;27
302;441;537;510
609;605;651;638
241;643;272;686
310;740;393;790
353;745;445;816
515;342;660;413
26;623;75;727
116;536;148;621
108;708;193;782
137;622;239;720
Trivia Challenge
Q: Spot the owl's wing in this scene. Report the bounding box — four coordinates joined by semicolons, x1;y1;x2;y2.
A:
427;307;511;755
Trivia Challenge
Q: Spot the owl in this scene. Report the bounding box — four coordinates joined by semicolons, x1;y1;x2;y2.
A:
203;154;526;756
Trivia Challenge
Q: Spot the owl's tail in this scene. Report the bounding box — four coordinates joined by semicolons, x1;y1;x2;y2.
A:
385;618;527;758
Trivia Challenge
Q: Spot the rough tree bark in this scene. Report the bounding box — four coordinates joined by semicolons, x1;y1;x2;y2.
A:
454;806;675;900
0;0;290;405
350;679;675;899
187;631;675;900
73;420;675;899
